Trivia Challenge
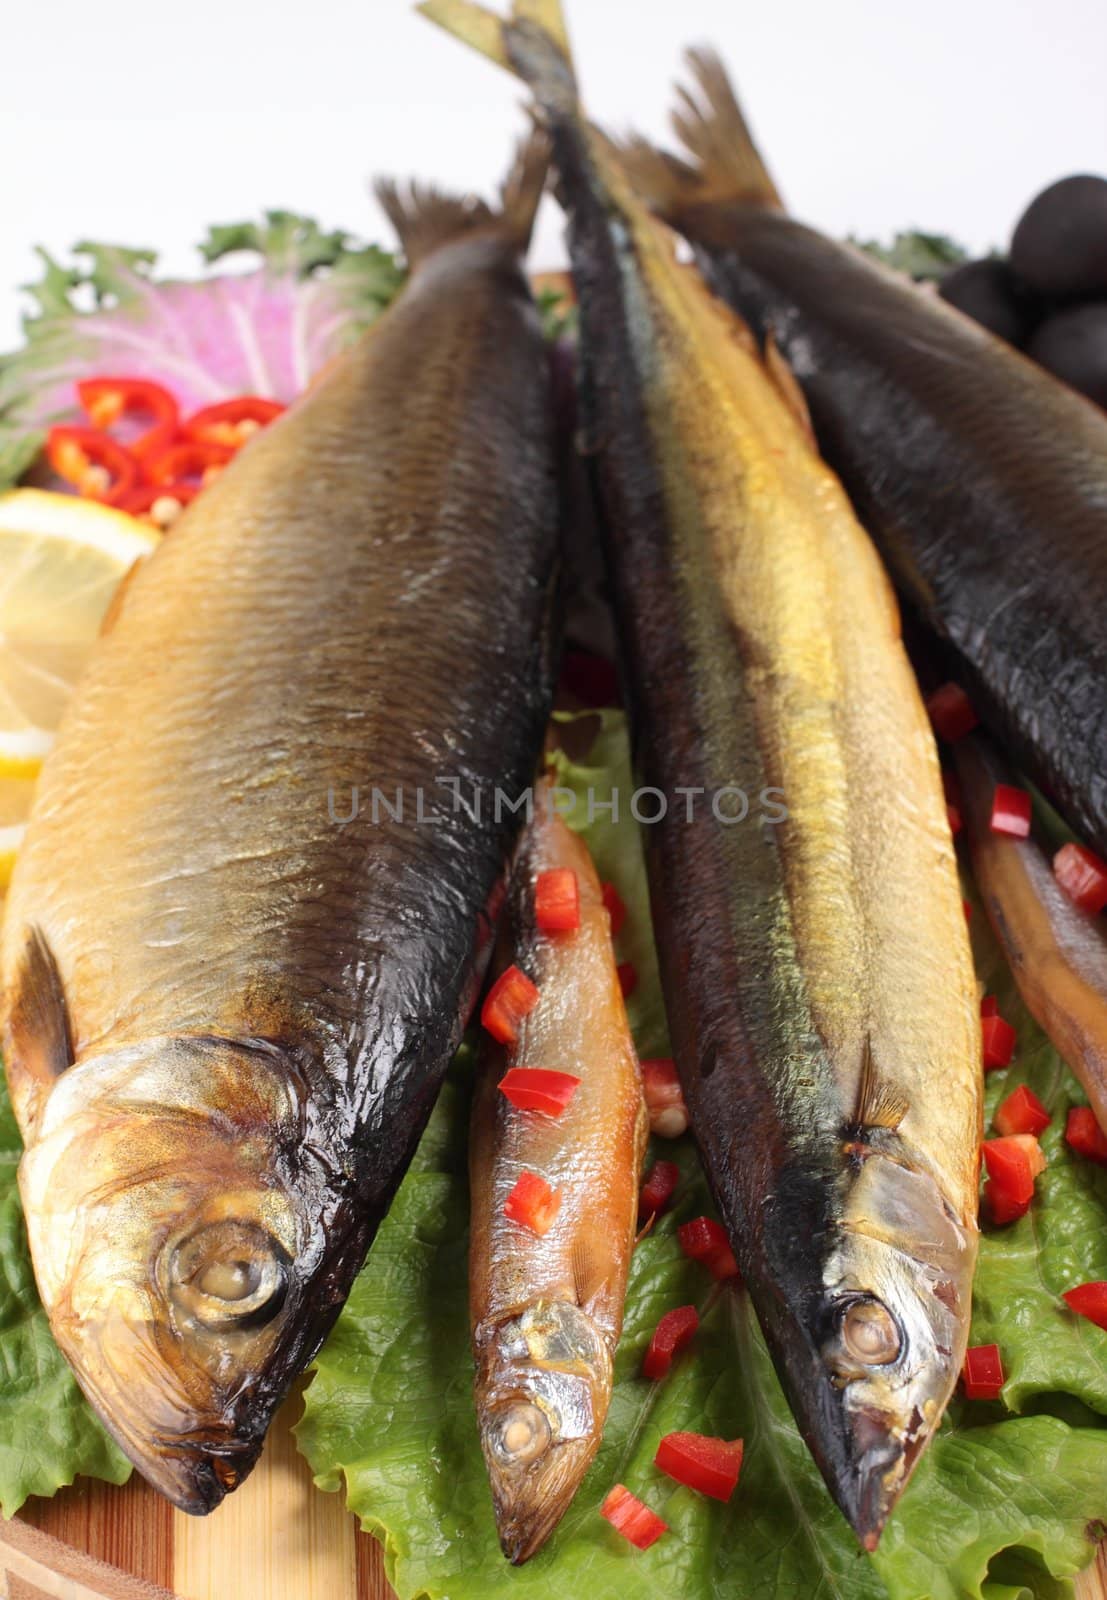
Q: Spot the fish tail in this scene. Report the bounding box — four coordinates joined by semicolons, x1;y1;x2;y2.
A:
618;46;783;216
375;128;550;268
418;0;579;117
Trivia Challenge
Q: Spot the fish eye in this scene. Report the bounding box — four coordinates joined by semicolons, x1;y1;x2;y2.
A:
837;1296;902;1367
486;1403;551;1468
169;1221;289;1332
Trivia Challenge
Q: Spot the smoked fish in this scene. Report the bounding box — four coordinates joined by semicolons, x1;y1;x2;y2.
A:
621;50;1107;858
420;0;981;1548
470;778;647;1562
0;140;558;1512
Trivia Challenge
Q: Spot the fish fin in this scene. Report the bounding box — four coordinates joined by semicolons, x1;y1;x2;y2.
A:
570;1231;611;1308
3;925;74;1093
851;1036;909;1133
98;554;147;638
375;129;550;268
419;0;578;115
671;47;784;210
763;332;817;450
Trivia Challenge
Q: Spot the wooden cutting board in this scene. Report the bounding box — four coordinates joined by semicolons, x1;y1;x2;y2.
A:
2;1398;1105;1600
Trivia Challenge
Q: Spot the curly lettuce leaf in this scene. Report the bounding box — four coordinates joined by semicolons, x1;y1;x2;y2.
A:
0;1071;131;1516
297;709;1107;1600
0;216;404;494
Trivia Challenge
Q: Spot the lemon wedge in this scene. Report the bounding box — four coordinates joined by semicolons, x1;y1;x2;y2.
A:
0;489;158;774
0;771;40;889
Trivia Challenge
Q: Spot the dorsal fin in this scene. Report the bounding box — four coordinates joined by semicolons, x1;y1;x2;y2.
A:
375;129;549;271
3;926;74;1131
851;1035;909;1134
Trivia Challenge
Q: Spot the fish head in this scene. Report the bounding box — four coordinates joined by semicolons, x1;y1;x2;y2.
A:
476;1299;613;1564
767;1147;976;1550
19;1033;354;1513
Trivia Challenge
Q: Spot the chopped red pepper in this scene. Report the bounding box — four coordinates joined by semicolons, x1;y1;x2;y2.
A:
642;1304;699;1380
1065;1106;1107;1164
534;868;580;934
560;650;621;708
503;1171;561;1236
639;1159;681;1222
600;1485;667;1550
498;1066;580;1116
1063;1282;1107;1331
183;395;286;449
961;1343;1005;1400
481;965;540;1045
926;682;978;743
981;994;998;1017
654;1432;744;1502
982;1133;1045;1223
942;769;963;836
77;376;179;461
601;882;627;937
982;1012;1017;1070
994;1084;1051;1138
640;1058;688;1138
990;784;1032;838
617;962;638;998
678;1217;740;1281
116;481;199;528
1053;843;1107;916
146;439;234;487
45;425;141;506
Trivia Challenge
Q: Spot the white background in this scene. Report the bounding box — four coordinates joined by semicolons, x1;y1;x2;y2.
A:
2;0;1105;349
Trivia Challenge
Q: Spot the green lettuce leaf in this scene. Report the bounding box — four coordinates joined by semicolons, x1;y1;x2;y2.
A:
297;709;1107;1600
0;1072;131;1517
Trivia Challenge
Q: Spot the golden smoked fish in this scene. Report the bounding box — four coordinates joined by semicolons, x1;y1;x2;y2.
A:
1;140;559;1511
469;777;646;1562
421;0;981;1546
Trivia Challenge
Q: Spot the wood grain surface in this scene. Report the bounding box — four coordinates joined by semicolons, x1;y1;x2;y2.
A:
3;1398;1104;1599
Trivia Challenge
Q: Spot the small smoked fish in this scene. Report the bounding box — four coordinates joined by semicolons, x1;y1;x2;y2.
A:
1;139;558;1512
470;778;646;1562
620;50;1107;858
957;735;1107;1126
421;0;980;1548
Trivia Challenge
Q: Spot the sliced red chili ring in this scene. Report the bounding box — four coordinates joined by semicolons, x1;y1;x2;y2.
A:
45;425;142;506
116;481;199;528
146;439;234;487
77;376;179;461
184;395;286;449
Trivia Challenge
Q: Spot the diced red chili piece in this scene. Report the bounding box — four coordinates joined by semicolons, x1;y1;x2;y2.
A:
1065;1106;1107;1164
146;439;234;487
184;395;286;448
481;965;540;1046
503;1171;560;1236
642;1304;699;1380
963;899;973;922
1063;1282;1107;1331
77;375;179;460
640;1058;688;1138
498;1066;580;1116
560;650;621;708
981;995;998;1017
601;882;627;936
1053;843;1107;916
654;1432;744;1502
990;784;1032;838
926;683;978;742
962;1343;1005;1400
942;769;963;836
600;1485;667;1550
639;1160;681;1222
534;868;580;934
678;1217;740;1281
617;962;638;998
982;1013;1016;1070
45;425;142;505
994;1084;1051;1138
982;1134;1045;1224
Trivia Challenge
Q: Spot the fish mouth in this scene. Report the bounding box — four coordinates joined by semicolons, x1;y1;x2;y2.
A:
91;1403;269;1515
487;1437;599;1565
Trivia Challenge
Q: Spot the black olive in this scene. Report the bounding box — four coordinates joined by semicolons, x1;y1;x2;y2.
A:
1027;302;1107;408
938;258;1036;346
1010;175;1107;302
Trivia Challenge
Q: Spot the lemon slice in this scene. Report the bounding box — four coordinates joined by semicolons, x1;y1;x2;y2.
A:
0;489;158;773
0;771;39;889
